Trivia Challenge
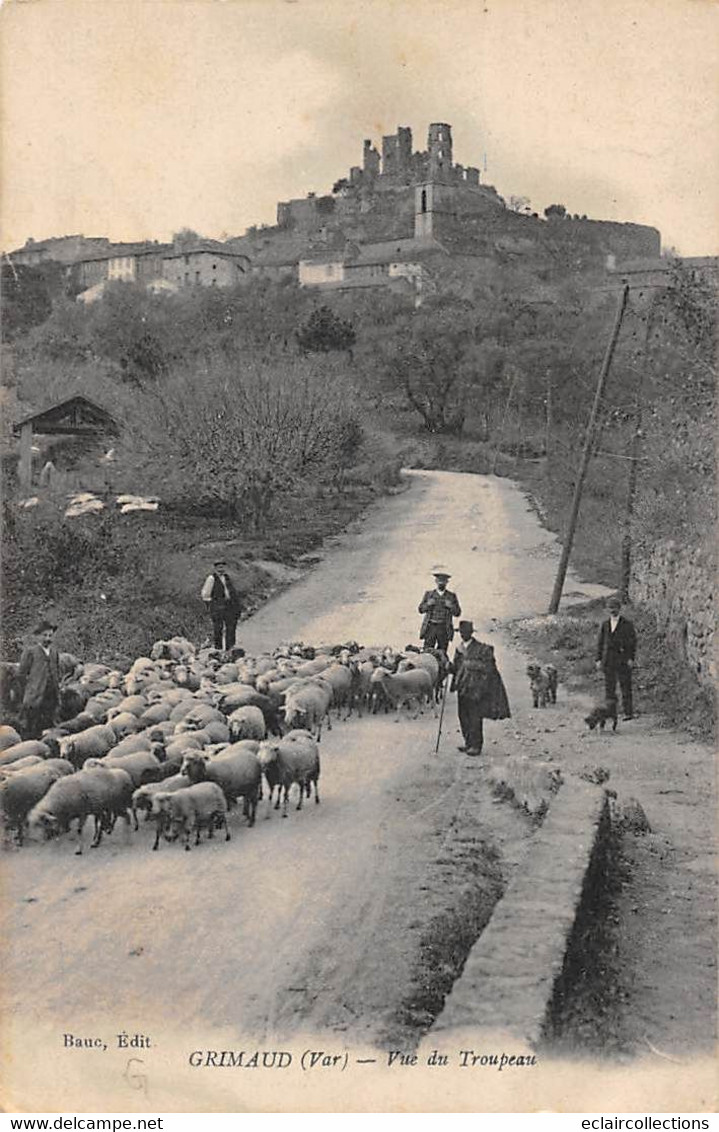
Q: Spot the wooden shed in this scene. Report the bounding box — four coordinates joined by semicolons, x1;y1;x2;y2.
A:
13;396;119;486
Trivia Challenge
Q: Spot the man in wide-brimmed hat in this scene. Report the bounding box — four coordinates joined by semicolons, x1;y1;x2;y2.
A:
418;566;461;653
451;619;511;756
18;618;61;739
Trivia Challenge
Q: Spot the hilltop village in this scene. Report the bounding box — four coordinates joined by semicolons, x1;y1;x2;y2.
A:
8;121;666;302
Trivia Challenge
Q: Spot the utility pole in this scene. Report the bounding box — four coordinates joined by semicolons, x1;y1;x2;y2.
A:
544;369;552;463
548;284;629;614
491;367;520;474
620;296;658;602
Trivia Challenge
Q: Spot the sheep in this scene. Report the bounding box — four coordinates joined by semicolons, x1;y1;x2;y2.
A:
369;666;434;718
0;724;22;753
86;748;162;788
107;711;142;739
0;758;74;845
319;664;353;719
0;754;45;777
105;732;155;759
346;659;376;718
257;734;320;818
78;663;113;691
124;658;157;695
131;773;190;826
48;712;96;741
0;740;51;767
174;703;225;732
150;637;194;663
137;701;173;728
218;686;281;735
28;766;130;854
215;663;240;685
294;656;331;679
281;679;333;741
84;690;123;720
227;705;266;742
152;782;230;851
107;695;148;720
61;724;117;769
57;683;89;722
184;719;230;745
397;651;445;702
93;768;136;844
172;666;201;692
180;745;261;826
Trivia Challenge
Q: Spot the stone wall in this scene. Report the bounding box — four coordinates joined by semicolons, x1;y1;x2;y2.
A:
426;778;609;1048
631;540;717;686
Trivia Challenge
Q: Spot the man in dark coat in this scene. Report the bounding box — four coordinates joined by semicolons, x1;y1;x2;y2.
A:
450;620;511;756
418;568;461;653
596;595;636;720
200;559;242;652
18;619;61;739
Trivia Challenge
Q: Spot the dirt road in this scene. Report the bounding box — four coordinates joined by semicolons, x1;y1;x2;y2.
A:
1;470;714;1111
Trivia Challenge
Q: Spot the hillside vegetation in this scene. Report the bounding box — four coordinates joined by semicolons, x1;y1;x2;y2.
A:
2;259;716;735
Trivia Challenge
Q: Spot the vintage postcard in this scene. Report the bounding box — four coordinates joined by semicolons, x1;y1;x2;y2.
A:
1;0;717;1115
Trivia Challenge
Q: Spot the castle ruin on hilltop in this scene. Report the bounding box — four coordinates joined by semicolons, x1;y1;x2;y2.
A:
9;121;665;299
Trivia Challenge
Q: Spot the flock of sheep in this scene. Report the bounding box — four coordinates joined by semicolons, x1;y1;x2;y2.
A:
0;637;450;854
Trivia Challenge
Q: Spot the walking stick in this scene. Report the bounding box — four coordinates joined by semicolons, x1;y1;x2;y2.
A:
434;674;449;754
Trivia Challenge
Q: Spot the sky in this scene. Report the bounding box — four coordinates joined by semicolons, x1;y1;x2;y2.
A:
2;0;719;255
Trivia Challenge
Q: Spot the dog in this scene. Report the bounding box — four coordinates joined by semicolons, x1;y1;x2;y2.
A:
544;663;558;704
584;700;618;732
526;663;555;708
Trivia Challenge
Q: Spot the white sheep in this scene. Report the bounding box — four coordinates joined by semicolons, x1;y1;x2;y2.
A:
131;773;189;827
257;734;320;818
61;724;118;769
28;765;132;854
227;705;266;742
281;679;333;741
86;748;162;788
107;694;148;720
180;745;261;825
369;666;434;718
152;782;229;851
0;740;51;768
1;758;74;845
319;664;353;719
0;725;22;753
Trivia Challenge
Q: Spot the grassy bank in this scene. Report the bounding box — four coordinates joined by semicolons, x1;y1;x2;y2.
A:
505;598;716;743
1;475;401;669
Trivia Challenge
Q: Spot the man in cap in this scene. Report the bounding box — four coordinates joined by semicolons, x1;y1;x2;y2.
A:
418;567;461;654
18;618;61;739
451;619;511;756
596;594;636;720
200;559;242;652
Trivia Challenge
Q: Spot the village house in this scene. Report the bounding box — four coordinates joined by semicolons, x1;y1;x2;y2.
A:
161;242;251;288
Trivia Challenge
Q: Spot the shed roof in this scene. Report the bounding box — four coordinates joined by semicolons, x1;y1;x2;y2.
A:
14;395;119;437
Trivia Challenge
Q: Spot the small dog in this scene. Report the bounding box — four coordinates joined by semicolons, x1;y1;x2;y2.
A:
544;664;558;704
526;663;558;708
584;700;618;732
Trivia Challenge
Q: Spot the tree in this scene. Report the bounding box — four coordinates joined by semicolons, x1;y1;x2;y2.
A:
376;299;484;434
172;228;202;250
508;195;532;214
126;358;364;528
296;306;356;357
544;204;567;219
1;261;65;341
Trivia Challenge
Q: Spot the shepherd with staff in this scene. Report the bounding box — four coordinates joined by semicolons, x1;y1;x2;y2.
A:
448;620;511;757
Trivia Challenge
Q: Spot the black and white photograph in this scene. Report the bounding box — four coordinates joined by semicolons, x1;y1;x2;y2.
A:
1;0;717;1116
